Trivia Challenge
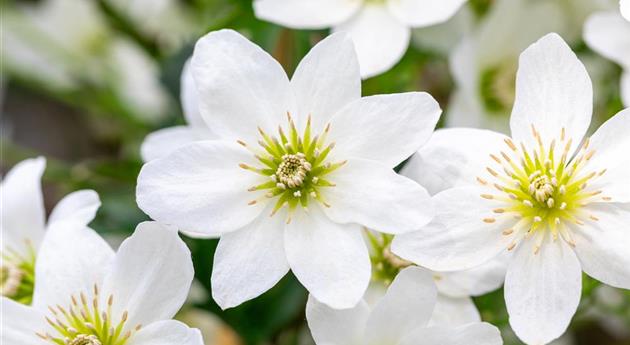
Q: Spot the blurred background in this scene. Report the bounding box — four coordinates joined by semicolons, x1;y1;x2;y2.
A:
1;0;629;344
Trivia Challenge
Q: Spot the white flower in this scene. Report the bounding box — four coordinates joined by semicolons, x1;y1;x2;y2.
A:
392;33;630;345
446;0;570;133
366;231;505;327
1;220;203;345
584;9;630;107
136;29;440;309
141;59;216;162
305;266;503;345
1;0;170;120
253;0;467;79
1;157;100;304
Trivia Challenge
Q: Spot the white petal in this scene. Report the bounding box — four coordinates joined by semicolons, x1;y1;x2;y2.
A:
32;222;114;310
399;323;503;345
136;141;266;236
505;236;582;345
365;267;437;344
330;92;441;167
510;33;592;155
434;256;508;298
290;32;361;132
622;0;630;21
140;126;216;162
1;298;48;345
401;128;510;195
0;157;46;254
130;320;204;345
103;222;194;328
333;5;411;79
584;11;630;68
391;186;512;271
211;211;289;309
253;0;361;29
573;203;630;289
285;206;370;309
180;58;206;127
191;29;291;144
305;294;370;345
586;108;630;202
387;0;467;27
321;158;434;235
48;190;100;226
428;295;481;327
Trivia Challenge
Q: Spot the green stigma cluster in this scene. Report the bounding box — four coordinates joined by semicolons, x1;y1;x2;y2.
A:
479;61;517;114
239;113;346;221
38;285;140;345
366;231;412;286
1;241;36;305
479;126;608;254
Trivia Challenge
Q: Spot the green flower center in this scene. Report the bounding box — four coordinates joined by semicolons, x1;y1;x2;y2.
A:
479;60;517;114
37;285;140;345
479;125;609;254
1;240;36;305
366;231;412;286
239;113;345;222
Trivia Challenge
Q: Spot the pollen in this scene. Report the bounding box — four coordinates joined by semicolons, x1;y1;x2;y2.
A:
37;284;140;345
478;125;610;254
238;113;346;220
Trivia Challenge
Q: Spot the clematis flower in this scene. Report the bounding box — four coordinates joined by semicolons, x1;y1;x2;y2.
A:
1;221;203;345
366;231;505;326
584;8;630;107
392;33;630;345
253;0;467;79
305;266;503;345
1;0;170;120
136;29;440;309
141;60;216;162
622;0;630;20
1;157;100;305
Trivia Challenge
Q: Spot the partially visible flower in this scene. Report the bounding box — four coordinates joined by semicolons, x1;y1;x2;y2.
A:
1;0;171;121
253;0;467;79
392;33;630;345
137;30;440;309
584;9;630;107
105;0;197;52
141;60;216;162
366;231;505;327
305;266;503;345
1;157;100;304
1;221;203;345
446;0;568;133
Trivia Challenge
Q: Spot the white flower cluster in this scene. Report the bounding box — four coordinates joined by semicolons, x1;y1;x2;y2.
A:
2;1;629;345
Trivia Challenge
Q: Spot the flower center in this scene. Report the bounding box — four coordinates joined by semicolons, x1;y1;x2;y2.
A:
37;285;140;345
238;113;345;223
366;231;412;286
1;240;36;305
478;125;610;254
480;60;517;114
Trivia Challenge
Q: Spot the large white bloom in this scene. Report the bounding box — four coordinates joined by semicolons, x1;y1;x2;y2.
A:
584;8;630;107
392;33;630;345
136;29;440;309
306;266;503;345
253;0;467;79
1;157;100;305
1;220;203;345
